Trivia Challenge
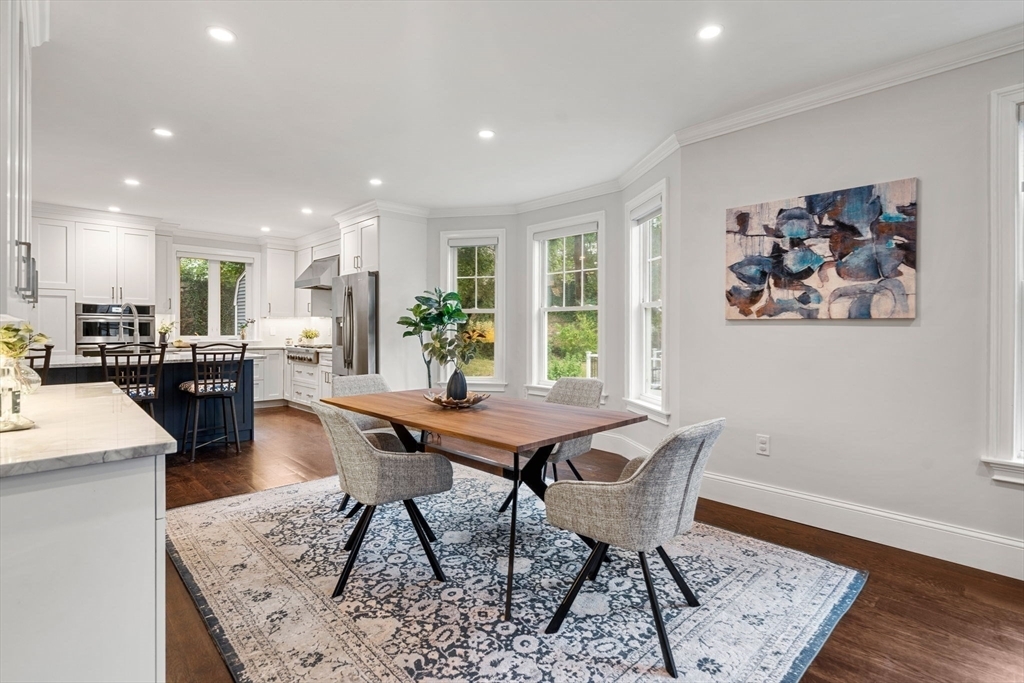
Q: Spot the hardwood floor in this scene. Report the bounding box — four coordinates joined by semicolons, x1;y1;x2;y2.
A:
166;407;1024;683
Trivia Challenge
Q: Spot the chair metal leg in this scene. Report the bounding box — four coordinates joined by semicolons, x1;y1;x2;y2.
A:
345;501;364;519
587;543;610;581
656;546;700;607
344;501;371;551
552;463;559;481
545;542;608;634
337;493;350;513
146;401;155;419
220;397;229;446
566;460;584;481
640;551;678;678
190;396;201;462
407;499;436;542
228;395;241;453
180;396;192;455
404;500;446;582
333;505;375;599
497;481;521;514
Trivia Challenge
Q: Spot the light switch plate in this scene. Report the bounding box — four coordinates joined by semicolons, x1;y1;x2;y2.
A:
756;434;770;456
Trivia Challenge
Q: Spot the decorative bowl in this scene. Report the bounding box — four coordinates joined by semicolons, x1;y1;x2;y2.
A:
423;391;490;410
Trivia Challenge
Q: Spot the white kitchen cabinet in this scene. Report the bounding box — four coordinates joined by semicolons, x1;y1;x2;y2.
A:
319;352;333;399
312;239;341;261
33;217;75;290
154;234;174;314
261;247;295;318
340;218;378;275
118;227;156;304
75;223;155;305
294;248;312;316
252;358;265;401
263;350;284;400
31;289;75;354
287;360;319;407
76;223;118;304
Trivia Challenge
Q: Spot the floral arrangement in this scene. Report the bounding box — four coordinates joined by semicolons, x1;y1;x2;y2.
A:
299;328;320;340
238;318;256;330
157;320;177;335
0;322;49;360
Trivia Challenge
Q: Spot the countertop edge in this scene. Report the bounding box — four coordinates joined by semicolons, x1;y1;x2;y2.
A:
0;438;177;479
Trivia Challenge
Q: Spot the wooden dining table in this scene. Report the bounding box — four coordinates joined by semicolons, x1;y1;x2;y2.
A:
321;389;646;620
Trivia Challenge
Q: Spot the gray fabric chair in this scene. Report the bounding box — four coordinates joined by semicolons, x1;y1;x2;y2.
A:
497;377;603;514
312;401;453;599
543;418;726;678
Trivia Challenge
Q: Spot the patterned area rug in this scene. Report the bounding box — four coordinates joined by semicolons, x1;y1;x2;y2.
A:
167;466;866;682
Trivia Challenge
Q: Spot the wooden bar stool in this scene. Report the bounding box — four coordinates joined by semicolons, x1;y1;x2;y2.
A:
25;344;54;385
98;343;167;417
180;342;247;462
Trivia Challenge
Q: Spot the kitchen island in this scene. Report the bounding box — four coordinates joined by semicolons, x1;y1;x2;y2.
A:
46;349;262;453
0;383;177;682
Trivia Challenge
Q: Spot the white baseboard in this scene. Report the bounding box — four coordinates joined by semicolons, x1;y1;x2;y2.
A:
592;433;1024;580
254;400;286;409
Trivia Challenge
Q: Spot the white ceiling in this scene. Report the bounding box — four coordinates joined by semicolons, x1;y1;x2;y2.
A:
32;1;1023;238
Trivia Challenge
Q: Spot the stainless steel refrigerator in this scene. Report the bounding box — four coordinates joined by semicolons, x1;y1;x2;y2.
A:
332;271;379;376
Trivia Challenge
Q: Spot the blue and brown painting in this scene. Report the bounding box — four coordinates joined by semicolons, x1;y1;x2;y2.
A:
725;178;917;320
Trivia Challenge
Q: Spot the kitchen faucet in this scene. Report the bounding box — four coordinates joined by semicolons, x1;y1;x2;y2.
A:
117;302;140;346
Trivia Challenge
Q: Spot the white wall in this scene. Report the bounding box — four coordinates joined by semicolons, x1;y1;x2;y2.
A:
424;52;1024;578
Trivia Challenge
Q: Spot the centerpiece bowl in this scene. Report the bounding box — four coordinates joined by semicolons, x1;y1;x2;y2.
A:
423;391;490;410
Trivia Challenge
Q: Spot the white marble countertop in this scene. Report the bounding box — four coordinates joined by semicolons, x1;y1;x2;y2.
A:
0;382;178;478
50;350;266;368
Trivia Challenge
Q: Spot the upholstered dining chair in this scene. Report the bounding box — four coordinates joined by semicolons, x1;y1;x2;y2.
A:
99;343;167;417
331;373;420;516
25;344;54;385
497;377;603;513
543;418;726;678
311;401;453;599
179;342;247;462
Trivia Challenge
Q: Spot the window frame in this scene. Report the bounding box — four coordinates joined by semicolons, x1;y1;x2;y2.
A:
983;84;1024;485
526;211;606;397
439;229;506;391
625;179;670;424
173;246;258;341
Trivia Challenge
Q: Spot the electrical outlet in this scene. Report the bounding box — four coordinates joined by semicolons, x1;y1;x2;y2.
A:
269;325;277;336
756;434;770;456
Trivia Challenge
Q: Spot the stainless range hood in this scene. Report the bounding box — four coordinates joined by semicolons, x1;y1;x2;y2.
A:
295;256;339;289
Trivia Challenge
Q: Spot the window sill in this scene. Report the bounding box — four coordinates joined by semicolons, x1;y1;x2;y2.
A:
981;457;1024;485
623;398;670;425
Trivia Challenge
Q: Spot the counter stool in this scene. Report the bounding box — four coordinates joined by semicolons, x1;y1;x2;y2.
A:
99;343;167;417
25;344;54;385
180;342;247;462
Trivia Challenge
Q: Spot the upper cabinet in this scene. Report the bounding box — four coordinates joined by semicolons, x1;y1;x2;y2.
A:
155;234;174;314
294;247;312;316
340;218;378;275
75;223;155;304
33;217;75;290
261;246;295;317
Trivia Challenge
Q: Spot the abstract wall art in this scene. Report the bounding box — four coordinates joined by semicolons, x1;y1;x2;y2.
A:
725;178;917;320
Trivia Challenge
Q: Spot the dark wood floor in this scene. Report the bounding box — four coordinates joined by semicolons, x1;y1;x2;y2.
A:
166;407;1024;683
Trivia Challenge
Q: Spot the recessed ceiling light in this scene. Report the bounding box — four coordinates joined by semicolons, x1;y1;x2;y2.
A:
260;226;271;232
152;128;173;137
124;178;140;186
369;178;382;186
108;206;121;212
478;130;495;139
698;24;723;40
207;26;236;43
301;208;312;214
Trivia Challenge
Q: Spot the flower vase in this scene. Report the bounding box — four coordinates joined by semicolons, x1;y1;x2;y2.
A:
239;328;247;341
0;357;37;432
446;367;468;401
159;332;169;345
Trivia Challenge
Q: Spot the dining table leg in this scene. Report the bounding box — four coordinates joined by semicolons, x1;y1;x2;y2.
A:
504;451;518;621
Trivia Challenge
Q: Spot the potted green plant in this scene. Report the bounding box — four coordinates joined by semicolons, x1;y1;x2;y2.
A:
397;288;471;397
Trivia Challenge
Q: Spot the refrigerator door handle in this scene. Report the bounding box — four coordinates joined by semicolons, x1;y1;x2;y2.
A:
344;286;355;369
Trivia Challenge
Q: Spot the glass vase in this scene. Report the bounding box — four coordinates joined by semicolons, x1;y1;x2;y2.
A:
0;357;35;432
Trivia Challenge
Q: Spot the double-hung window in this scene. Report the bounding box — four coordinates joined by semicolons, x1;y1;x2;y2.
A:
441;231;505;388
530;219;601;385
625;180;669;423
177;251;255;339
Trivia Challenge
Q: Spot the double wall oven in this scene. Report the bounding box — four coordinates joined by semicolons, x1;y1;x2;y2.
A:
75;304;156;352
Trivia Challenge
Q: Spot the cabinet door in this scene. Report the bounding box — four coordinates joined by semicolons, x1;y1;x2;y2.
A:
357;218;379;272
154;235;174;314
31;289;76;354
118;227;156;304
264;350;284;400
264;248;295;317
319;363;333;399
340;225;359;275
311;238;340;261
76;223;118;304
33;217;75;289
294;248;312;316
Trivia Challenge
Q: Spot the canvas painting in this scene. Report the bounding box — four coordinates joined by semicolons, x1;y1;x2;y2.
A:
725;178;917;320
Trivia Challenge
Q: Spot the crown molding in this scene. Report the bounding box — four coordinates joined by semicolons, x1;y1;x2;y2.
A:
170;227;261;245
294;224;341;249
618;135;681;189
333;199;430;226
428;205;518;218
375;200;430;218
257;235;296;249
514;179;622;214
32;202;163;227
675;23;1024;148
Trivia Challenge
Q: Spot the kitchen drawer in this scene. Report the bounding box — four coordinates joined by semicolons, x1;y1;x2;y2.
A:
290;381;318;406
318;352;332;367
253;380;264;402
291;363;319;384
253;359;265;381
